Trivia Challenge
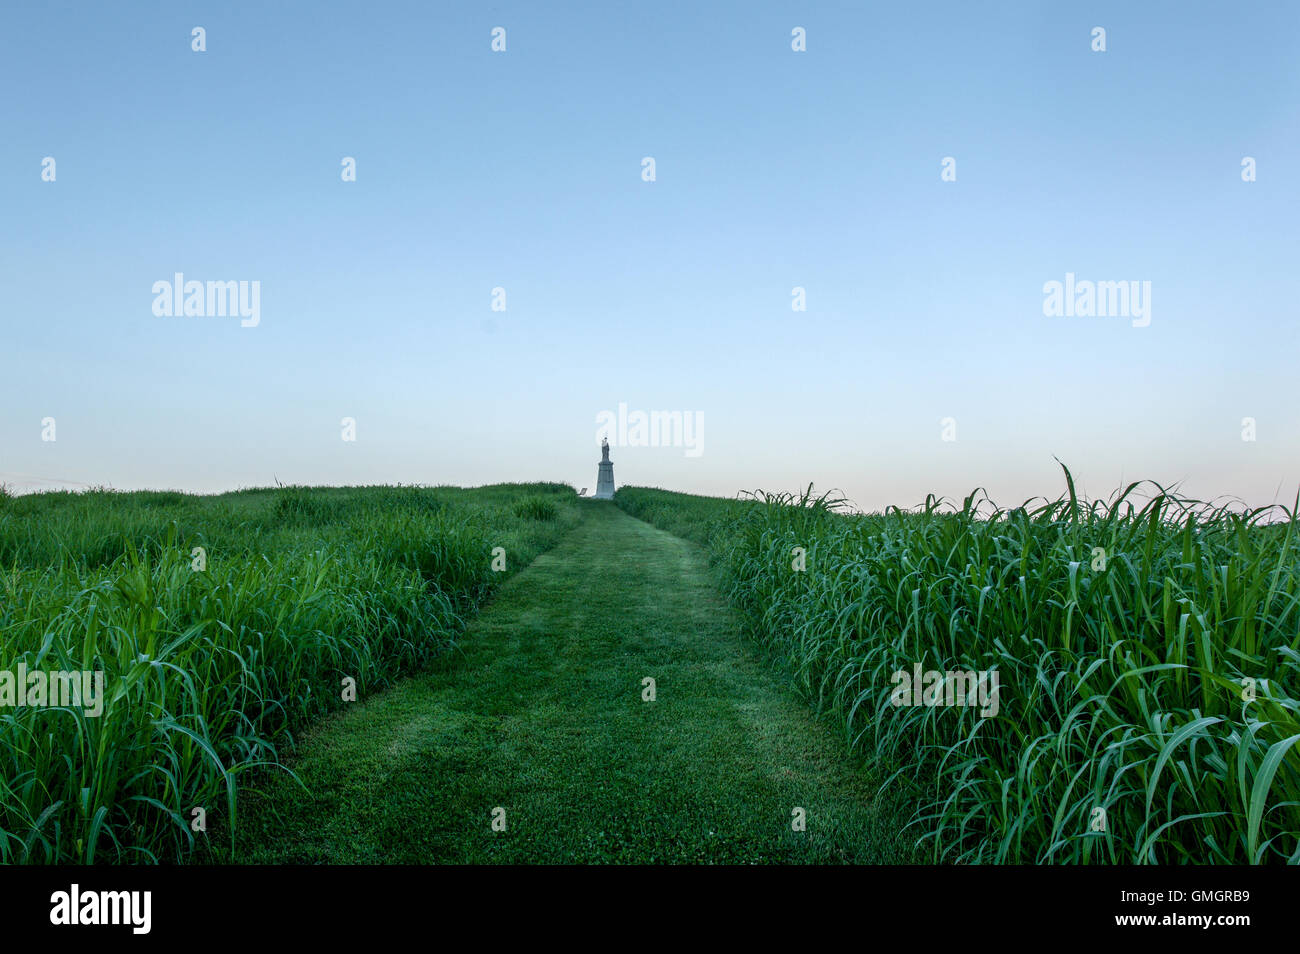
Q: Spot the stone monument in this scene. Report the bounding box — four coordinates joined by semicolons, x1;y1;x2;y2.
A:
594;438;615;499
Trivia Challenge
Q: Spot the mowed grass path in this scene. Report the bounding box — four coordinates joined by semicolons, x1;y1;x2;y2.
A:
230;501;912;863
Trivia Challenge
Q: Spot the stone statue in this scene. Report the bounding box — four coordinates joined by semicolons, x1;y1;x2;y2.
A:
595;439;615;499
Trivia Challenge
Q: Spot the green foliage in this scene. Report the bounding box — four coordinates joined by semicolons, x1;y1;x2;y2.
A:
0;482;578;863
224;500;912;864
617;474;1300;864
512;495;560;521
613;485;756;549
272;484;338;524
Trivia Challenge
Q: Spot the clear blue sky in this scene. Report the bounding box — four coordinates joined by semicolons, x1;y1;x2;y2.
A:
3;1;1297;510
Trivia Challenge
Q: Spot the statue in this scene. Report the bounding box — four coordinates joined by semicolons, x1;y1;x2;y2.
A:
595;438;615;499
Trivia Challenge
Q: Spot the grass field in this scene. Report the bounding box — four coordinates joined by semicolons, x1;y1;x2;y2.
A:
219;501;912;863
0;482;578;862
616;475;1300;863
3;475;1297;864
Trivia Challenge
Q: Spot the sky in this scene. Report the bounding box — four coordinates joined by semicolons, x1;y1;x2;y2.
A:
2;1;1297;512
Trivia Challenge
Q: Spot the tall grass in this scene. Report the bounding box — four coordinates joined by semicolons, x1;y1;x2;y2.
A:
512;495;560;522
0;482;578;863
616;474;1300;863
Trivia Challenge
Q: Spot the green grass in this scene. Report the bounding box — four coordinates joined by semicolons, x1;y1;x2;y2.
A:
0;482;579;863
9;469;1296;865
616;474;1300;864
218;501;913;863
512;494;560;522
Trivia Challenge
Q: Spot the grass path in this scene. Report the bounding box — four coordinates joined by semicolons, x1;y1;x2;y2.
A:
229;501;912;863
